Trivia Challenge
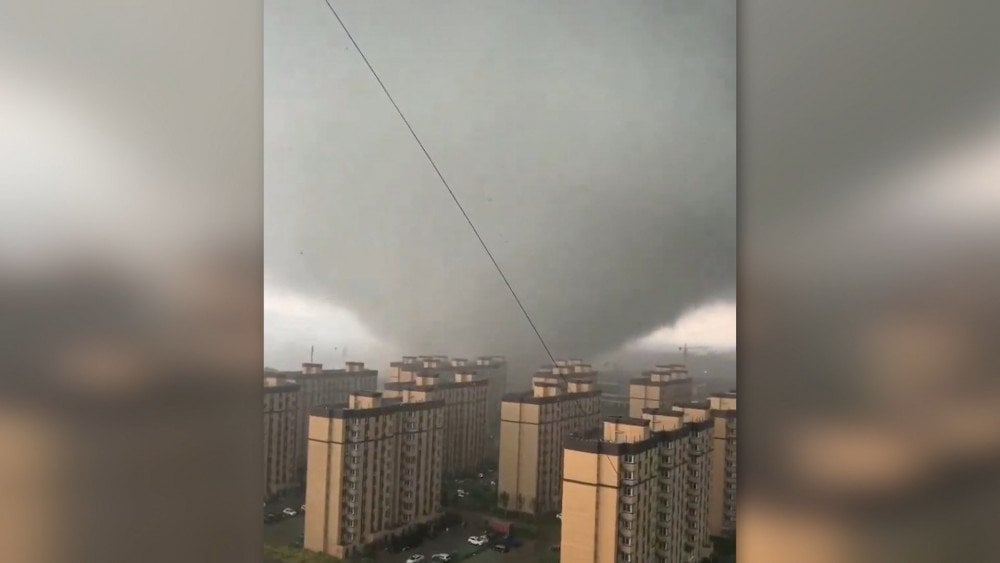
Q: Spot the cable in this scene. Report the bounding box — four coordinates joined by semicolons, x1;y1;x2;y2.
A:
321;0;622;488
321;0;555;365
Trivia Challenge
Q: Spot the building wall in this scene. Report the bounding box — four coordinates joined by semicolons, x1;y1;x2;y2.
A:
561;448;621;563
283;364;378;467
304;398;444;559
628;380;693;418
498;401;540;513
386;376;489;476
263;380;299;499
476;356;508;437
708;399;736;536
561;419;672;563
498;387;601;515
684;421;714;559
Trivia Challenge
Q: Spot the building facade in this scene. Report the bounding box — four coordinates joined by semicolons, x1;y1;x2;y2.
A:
560;408;715;563
304;392;445;559
628;364;693;418
498;376;601;515
264;377;300;499
707;392;736;537
474;356;508;437
665;405;716;561
384;361;489;476
277;361;378;466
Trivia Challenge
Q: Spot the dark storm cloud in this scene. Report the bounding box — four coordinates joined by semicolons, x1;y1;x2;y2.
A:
265;0;735;367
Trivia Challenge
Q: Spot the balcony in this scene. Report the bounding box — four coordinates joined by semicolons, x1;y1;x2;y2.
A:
619;509;636;523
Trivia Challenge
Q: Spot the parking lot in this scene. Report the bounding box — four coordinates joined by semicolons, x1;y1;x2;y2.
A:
263;470;557;563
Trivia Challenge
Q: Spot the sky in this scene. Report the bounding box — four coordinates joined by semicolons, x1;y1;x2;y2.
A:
264;0;736;373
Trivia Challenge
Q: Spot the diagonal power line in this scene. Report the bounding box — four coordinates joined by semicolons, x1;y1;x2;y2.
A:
321;0;556;364
322;2;627;483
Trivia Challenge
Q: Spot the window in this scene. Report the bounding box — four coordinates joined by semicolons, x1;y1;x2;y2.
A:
624;454;636;464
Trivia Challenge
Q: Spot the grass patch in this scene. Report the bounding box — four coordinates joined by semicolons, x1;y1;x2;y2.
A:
264;544;341;563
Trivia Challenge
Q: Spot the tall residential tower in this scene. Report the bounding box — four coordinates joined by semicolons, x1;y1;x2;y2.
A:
304;392;444;559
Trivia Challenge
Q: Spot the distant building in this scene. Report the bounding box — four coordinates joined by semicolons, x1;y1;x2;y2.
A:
263;377;300;499
559;408;714;563
708;392;737;537
275;361;378;466
384;356;489;476
628;364;693;417
474;356;509;437
304;392;445;559
498;368;602;515
531;358;599;387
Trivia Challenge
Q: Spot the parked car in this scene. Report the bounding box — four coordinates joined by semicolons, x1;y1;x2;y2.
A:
405;555;425;563
493;543;510;553
430;554;454;561
467;535;488;546
556;513;562;520
263;513;277;524
300;504;306;513
282;507;298;517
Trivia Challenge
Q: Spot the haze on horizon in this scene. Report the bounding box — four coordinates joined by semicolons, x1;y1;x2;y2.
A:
265;0;736;375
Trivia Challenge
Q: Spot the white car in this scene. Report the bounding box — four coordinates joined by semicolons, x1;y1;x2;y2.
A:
431;554;453;561
468;535;488;546
405;555;425;563
456;489;467;498
556;513;562;520
282;507;298;517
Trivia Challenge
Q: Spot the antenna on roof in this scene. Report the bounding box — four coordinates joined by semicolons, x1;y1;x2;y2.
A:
310;345;314;363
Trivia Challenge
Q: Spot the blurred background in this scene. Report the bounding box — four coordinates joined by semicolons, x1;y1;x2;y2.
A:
1;1;999;562
741;1;1000;561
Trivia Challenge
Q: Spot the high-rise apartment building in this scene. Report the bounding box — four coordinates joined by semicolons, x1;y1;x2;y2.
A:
560;407;715;563
628;364;693;418
263;377;300;499
666;404;715;560
304;392;445;559
531;359;599;387
707;392;736;537
474;356;508;436
384;359;489;476
277;361;378;466
498;374;601;515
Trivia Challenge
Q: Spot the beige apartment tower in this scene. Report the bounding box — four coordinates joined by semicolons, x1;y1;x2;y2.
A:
304;392;445;559
708;392;736;536
263;377;300;499
560;408;715;563
384;357;489;476
628;364;693;418
498;372;601;515
277;361;378;466
531;359;599;387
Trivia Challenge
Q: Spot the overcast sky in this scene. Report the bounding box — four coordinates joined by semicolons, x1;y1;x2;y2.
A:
264;0;735;372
